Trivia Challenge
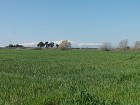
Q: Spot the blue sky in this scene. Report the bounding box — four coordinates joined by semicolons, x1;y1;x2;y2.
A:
0;0;140;46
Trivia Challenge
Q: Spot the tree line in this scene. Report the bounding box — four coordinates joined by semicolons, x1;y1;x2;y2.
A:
37;40;71;50
6;39;140;51
101;39;140;51
37;41;59;48
7;40;71;50
7;44;24;48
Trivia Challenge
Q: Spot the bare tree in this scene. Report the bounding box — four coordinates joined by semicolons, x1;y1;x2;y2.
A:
119;39;129;51
58;40;71;50
134;41;140;50
101;42;112;51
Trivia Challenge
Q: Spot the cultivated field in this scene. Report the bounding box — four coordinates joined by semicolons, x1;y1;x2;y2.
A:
0;49;140;105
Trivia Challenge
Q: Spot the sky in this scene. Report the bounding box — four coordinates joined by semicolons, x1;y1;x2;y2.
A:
0;0;140;47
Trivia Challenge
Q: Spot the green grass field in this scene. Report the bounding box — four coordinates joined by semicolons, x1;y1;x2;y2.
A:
0;49;140;105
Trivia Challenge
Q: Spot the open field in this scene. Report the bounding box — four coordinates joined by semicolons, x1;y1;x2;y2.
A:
0;49;140;105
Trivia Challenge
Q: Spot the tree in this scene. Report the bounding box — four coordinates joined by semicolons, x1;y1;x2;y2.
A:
48;42;54;48
134;41;140;50
7;44;24;48
101;42;112;51
119;39;129;51
37;42;45;48
8;44;14;47
58;40;71;50
45;42;49;48
56;44;59;49
15;44;24;47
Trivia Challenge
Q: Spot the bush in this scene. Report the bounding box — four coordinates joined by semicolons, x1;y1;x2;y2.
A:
58;40;71;50
101;42;112;51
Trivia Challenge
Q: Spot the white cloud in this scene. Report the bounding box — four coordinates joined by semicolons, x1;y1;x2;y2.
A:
78;43;102;46
52;40;75;44
20;42;38;47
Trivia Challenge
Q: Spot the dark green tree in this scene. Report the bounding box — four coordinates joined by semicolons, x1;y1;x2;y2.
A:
8;44;14;47
45;41;49;48
56;44;59;49
48;42;54;48
37;42;45;48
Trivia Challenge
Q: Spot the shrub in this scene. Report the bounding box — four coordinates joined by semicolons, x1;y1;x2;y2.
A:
58;40;71;50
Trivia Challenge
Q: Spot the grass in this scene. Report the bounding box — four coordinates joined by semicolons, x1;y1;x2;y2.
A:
0;49;140;105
